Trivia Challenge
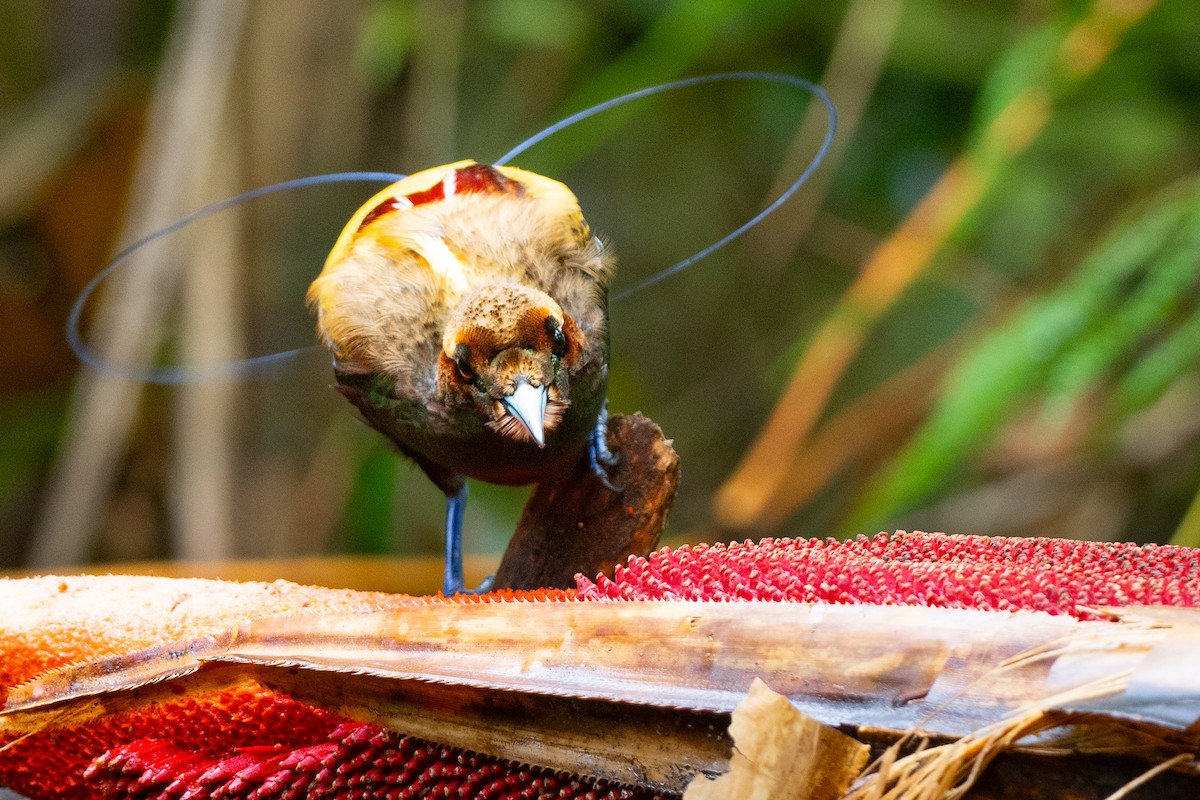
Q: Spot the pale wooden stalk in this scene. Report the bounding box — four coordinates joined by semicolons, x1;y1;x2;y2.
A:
31;0;249;566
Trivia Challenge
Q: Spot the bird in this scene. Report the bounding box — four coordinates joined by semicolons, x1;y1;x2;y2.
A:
307;160;616;595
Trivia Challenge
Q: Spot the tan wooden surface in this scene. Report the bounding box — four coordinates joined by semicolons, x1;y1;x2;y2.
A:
1;555;498;596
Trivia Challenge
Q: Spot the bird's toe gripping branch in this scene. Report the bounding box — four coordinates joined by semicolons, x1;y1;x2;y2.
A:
589;400;621;492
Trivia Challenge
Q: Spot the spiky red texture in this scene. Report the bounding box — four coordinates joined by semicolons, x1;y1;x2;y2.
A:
3;531;1200;799
577;532;1200;618
1;688;346;799
84;722;659;800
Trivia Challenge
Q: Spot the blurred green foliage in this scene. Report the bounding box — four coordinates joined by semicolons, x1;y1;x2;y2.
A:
854;178;1200;528
1;0;1199;569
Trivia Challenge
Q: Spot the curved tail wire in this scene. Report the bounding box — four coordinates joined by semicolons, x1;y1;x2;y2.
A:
69;73;835;384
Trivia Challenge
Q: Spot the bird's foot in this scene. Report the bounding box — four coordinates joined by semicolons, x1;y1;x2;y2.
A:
589;400;622;492
443;573;495;596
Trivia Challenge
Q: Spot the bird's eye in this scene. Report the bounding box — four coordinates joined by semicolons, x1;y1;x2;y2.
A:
453;343;476;382
547;318;568;358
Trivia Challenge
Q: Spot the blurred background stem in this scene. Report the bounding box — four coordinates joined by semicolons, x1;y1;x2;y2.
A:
29;0;248;565
713;0;1158;536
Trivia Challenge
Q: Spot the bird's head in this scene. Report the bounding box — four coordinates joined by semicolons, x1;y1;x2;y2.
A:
438;282;584;447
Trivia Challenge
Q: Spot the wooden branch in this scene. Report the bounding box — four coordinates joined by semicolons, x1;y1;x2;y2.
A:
494;412;680;590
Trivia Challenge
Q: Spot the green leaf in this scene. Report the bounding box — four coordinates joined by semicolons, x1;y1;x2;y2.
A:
1117;297;1200;416
849;178;1200;529
1043;194;1200;417
966;22;1063;155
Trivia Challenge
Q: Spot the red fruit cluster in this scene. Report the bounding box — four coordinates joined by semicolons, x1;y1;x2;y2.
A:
577;531;1200;618
1;689;344;800
85;721;663;800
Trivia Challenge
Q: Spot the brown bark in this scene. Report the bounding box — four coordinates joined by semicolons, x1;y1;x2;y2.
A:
494;412;679;590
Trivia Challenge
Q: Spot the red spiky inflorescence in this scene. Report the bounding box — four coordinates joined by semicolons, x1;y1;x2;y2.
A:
0;688;350;800
577;531;1200;617
84;722;660;800
5;531;1200;799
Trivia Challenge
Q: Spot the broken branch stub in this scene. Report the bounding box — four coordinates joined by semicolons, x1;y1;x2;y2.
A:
494;412;679;591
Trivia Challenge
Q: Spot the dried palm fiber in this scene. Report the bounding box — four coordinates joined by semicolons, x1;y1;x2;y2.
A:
3;531;1200;799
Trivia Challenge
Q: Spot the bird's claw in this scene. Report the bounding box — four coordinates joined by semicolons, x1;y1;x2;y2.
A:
443;574;495;596
589;400;622;492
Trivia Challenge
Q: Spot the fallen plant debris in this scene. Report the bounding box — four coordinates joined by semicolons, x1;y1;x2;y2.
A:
682;678;869;800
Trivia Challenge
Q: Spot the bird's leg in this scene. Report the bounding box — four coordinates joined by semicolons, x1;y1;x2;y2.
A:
442;485;494;596
589;399;621;492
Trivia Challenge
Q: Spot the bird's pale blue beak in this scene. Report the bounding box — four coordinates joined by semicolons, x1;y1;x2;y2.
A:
503;379;547;447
